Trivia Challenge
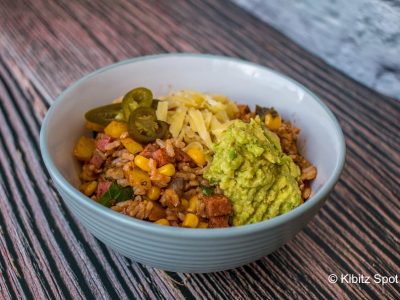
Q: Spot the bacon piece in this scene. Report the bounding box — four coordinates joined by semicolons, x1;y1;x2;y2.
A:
140;144;159;158
209;216;230;228
203;194;232;217
95;134;112;152
89;151;105;169
96;181;111;198
141;144;192;167
152;148;174;167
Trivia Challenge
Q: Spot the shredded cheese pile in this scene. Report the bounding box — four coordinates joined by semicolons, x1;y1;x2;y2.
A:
156;90;239;155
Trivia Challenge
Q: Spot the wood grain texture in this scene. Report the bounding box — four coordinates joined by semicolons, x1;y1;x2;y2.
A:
0;0;399;299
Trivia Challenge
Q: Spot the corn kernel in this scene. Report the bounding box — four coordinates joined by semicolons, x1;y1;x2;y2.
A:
157;163;176;176
121;138;143;154
134;155;151;172
187;195;198;213
265;113;282;131
104;121;128;138
186;148;206;166
154;218;170;226
80;181;97;196
182;213;199;228
181;199;189;210
198;222;208;229
147;186;161;200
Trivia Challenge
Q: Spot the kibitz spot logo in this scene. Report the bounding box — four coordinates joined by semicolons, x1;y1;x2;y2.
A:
328;273;399;286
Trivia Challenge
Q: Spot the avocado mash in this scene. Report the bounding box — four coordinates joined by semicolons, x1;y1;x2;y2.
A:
204;117;302;226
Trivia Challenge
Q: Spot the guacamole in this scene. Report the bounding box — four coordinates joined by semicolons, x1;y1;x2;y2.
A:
204;117;302;226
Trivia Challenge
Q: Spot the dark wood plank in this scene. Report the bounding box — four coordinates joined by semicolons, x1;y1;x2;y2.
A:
0;0;399;299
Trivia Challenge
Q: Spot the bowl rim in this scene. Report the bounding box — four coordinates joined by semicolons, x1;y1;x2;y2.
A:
40;53;346;238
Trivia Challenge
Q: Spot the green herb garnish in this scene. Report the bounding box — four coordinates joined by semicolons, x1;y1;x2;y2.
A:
99;182;133;207
200;185;214;197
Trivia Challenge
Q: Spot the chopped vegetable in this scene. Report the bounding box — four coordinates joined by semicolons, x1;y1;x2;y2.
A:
182;213;199;228
181;198;189;209
121;138;143;154
122;87;153;119
157;163;176;176
73;136;95;161
85;103;122;126
79;181;98;196
128;107;168;143
255;105;269;121
104;120;128;138
187;195;198;213
98;182;133;207
147;186;161;200
265;108;282;131
186;148;206;166
124;166;151;190
134;155;151;172
200;185;214;196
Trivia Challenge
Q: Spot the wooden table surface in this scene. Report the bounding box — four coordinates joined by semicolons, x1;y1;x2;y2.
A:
0;0;399;299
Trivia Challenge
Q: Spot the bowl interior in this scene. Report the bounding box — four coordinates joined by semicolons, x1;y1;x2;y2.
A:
43;55;343;205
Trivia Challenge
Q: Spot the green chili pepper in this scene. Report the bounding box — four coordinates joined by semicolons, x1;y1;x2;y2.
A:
128;107;168;143
122;87;153;120
85;103;122;126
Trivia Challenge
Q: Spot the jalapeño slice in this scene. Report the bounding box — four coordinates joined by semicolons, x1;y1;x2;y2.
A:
122;87;153;120
85;103;122;126
128;107;168;143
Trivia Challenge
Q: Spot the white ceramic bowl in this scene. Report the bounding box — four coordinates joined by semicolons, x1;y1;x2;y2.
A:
40;54;345;273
